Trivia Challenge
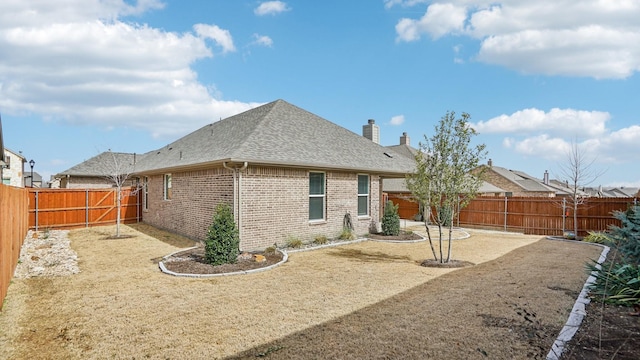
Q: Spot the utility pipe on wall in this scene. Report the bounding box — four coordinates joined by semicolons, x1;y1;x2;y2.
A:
222;162;248;249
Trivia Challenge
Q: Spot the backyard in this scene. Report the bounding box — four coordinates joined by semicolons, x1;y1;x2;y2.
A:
0;223;609;359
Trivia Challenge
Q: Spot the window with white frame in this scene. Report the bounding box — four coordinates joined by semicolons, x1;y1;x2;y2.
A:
163;174;172;200
143;176;149;210
358;174;369;216
309;172;325;221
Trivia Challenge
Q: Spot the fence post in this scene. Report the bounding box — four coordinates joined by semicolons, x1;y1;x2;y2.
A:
504;196;508;231
562;198;566;235
34;190;39;232
85;189;89;228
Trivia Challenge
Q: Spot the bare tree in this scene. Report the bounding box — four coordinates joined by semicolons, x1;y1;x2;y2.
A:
406;111;487;263
556;141;606;238
100;150;137;237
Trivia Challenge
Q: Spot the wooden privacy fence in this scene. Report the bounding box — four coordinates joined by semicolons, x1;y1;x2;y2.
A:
0;184;29;310
28;187;140;230
387;194;637;237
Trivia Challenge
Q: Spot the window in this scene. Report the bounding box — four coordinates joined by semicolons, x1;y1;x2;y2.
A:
358;175;369;216
164;174;172;200
309;172;325;221
143;176;149;210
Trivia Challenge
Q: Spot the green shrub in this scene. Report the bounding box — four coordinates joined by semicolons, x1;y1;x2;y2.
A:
588;261;640;307
286;236;303;248
583;231;610;244
609;205;640;264
314;235;328;245
338;228;355;240
437;205;453;227
381;201;400;236
205;203;240;266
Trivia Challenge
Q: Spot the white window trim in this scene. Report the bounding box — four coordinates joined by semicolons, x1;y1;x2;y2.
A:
163;174;172;201
357;174;370;217
309;171;326;222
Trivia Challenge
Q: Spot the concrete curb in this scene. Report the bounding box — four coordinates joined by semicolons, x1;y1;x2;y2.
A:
546;239;610;360
158;248;289;278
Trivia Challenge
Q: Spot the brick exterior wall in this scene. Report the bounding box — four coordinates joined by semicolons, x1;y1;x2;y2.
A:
143;165;381;251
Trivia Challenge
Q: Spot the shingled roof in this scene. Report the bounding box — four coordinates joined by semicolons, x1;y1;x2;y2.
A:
134;99;416;175
56;152;137;177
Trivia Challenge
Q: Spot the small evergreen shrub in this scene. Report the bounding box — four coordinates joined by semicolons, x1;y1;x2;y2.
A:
314;235;328;245
609;205;640;264
437;206;453;227
286;236;303;248
381;201;400;236
205;203;240;266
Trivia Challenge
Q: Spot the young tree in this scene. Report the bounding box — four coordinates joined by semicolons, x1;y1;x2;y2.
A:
100;151;136;237
556;141;605;238
406;111;487;263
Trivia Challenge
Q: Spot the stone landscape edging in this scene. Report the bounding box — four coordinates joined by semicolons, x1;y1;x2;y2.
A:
545;239;610;360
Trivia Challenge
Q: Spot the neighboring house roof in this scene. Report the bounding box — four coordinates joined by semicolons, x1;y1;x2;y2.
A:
23;171;43;183
134;99;416;175
385;144;417;160
56;152;137;177
487;166;555;193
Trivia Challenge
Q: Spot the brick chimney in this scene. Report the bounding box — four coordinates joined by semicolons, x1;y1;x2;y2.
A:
362;119;380;144
400;132;410;145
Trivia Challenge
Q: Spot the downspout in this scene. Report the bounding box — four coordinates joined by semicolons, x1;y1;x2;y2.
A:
237;162;248;248
222;162;238;224
222;162;248;249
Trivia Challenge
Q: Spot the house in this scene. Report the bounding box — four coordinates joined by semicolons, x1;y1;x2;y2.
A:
475;160;556;197
1;148;26;187
23;171;43;188
133;99;416;251
54;152;138;188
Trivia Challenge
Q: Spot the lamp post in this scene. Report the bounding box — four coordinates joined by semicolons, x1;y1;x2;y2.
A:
29;159;35;187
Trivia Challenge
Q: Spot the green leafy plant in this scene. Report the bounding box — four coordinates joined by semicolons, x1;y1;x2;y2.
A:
314;235;328;245
588;261;640;307
583;231;610;244
338;228;355;240
286;236;303;248
381;200;400;236
205;203;240;266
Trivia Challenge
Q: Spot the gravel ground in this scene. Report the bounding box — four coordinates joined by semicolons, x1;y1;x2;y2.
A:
14;230;79;279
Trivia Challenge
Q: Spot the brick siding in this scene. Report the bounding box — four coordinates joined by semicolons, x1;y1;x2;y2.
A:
143;165;381;251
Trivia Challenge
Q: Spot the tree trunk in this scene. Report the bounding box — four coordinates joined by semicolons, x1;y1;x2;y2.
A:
116;187;121;237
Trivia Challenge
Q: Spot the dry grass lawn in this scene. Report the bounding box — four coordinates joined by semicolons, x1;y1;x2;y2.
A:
0;224;602;359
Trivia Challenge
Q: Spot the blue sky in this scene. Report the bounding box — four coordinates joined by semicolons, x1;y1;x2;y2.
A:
2;0;639;187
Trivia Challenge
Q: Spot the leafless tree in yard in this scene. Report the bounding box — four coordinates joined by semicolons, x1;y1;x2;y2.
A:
556;141;606;238
99;150;138;237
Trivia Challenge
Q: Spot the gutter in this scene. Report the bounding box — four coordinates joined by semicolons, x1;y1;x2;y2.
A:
223;162;248;250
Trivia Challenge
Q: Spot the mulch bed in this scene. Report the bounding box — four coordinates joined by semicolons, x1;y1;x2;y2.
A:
368;231;423;241
162;247;284;274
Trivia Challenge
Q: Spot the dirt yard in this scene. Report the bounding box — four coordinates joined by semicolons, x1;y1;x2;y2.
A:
0;224;604;359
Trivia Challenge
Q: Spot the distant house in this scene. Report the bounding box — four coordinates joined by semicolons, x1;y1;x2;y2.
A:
475;160;556;197
133;100;415;251
54;152;138;189
23;171;43;188
1;148;26;187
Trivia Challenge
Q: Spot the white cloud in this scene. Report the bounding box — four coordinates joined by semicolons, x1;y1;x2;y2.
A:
396;3;466;41
0;1;259;138
252;34;274;47
391;1;640;79
482;109;640;165
194;24;236;53
384;0;429;9
390;115;405;125
254;1;291;16
472;108;610;138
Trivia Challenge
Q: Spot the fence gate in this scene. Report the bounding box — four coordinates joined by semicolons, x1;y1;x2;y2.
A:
28;187;140;230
